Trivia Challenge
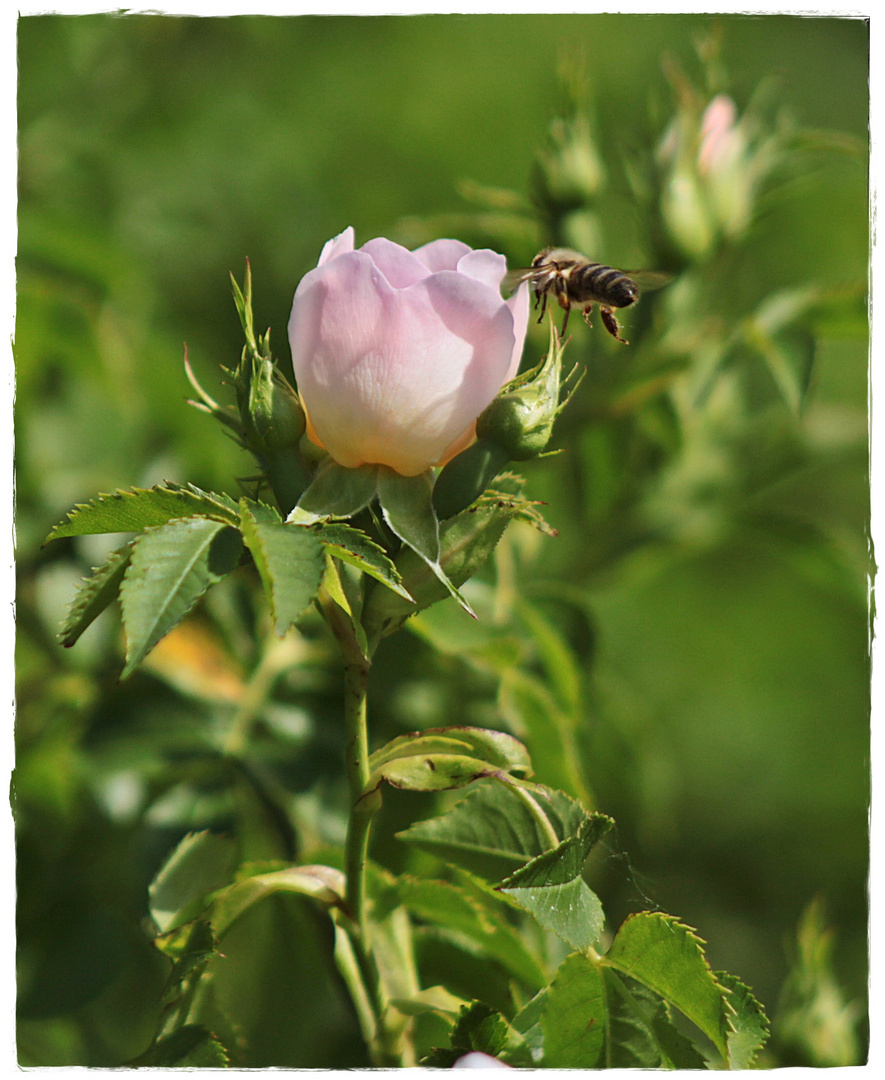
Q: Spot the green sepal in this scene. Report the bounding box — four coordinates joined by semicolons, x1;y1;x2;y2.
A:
362;490;526;638
287;459;379;523
432;436;512;520
376;467;475;617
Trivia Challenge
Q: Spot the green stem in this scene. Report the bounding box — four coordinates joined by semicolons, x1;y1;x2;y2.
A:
319;586;403;1066
343;659;374;925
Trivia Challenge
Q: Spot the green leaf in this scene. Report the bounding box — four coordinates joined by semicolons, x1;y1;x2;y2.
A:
604;911;732;1061
452;1002;534;1066
538;956;710;1069
317;522;413;600
423;1002;534;1067
384;875;547;990
370;726;531;776
239;502;325;636
512;987;549;1065
540;953;606;1068
119;518;244;678
516;598;582;717
128;1025;230;1068
210;863;346;938
604;970;709;1068
376;467;475;617
45;482;239;541
497;813;613;952
365;727;531;798
365;863;421;1007
390;985;468;1019
397;780;591;881
717;970;769;1068
149;831;239;934
58;539;133;646
288;459;378;522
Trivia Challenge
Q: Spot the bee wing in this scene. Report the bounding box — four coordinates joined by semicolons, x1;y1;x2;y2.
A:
624;270;673;294
502;267;537;294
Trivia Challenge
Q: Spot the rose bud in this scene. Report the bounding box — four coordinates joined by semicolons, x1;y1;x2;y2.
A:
288;228;529;478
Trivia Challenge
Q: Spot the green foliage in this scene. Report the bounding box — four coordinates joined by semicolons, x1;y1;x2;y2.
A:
238;503;325;636
316;523;413;601
497;813;612;952
46;483;240;540
365;727;531;796
397;779;592;880
119;519;244;678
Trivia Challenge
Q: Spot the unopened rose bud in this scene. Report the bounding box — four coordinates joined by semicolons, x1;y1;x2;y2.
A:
235;351;306;456
288;228;530;478
475;334;566;462
252;366;307;454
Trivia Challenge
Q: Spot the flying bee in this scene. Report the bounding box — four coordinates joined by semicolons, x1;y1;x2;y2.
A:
506;248;668;343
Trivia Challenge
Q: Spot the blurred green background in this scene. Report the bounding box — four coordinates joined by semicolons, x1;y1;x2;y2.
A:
15;12;869;1068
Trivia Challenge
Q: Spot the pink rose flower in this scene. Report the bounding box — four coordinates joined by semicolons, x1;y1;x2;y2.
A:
288;228;529;477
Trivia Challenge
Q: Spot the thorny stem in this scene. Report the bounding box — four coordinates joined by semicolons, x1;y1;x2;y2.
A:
342;659;374;924
319;584;402;1066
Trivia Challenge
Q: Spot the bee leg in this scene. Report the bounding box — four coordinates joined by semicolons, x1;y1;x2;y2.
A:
581;303;594;328
535;289;548;325
559;306;570;338
600;306;629;344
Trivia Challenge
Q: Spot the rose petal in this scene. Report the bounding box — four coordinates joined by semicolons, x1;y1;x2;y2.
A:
317;226;355;266
504;281;530;383
412;237;472;274
360;237;432;289
456;248;508;291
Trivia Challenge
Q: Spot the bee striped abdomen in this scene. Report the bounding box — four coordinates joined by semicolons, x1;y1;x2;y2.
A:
570;264;638;309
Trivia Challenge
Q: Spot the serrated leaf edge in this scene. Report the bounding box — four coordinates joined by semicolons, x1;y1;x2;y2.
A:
45;482;239;542
58;538;134;646
118;517;236;677
604;912;736;1060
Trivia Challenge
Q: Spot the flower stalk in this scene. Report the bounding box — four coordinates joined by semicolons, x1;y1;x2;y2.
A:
317;584;400;1064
